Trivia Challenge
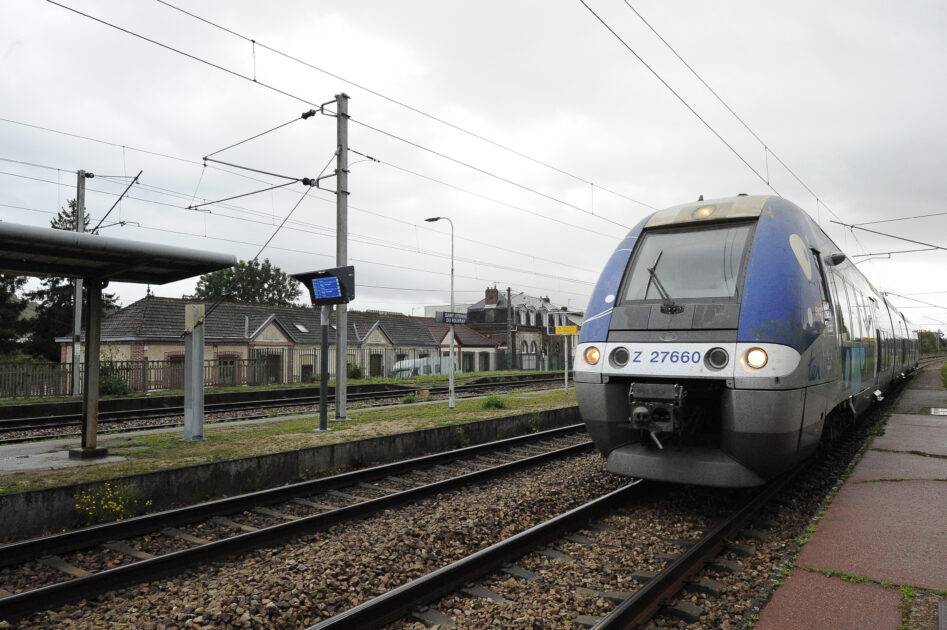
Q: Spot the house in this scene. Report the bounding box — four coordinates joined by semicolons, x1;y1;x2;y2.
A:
465;287;583;369
57;296;501;387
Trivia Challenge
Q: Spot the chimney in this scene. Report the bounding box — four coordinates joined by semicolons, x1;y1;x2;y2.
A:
485;286;499;306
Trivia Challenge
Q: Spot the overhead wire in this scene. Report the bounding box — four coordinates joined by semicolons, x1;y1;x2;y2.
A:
1;167;599;289
154;0;656;212
45;1;643;233
620;1;845;225
577;0;779;197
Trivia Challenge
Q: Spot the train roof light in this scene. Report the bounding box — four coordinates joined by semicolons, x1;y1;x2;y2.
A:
692;205;715;219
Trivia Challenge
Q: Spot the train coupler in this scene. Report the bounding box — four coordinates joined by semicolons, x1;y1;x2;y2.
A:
628;383;686;447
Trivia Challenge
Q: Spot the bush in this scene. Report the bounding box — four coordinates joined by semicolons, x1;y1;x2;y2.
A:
401;393;417;404
99;361;130;396
482;395;508;410
347;364;364;380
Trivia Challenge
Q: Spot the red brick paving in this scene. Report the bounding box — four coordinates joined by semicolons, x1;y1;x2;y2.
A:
848;450;947;482
756;570;902;630
796;478;946;589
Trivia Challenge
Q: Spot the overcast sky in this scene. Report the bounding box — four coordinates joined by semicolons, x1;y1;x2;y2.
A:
2;0;945;332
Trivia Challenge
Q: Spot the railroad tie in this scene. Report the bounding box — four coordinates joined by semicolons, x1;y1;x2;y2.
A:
565;533;594;545
291;497;337;511
38;555;91;578
253;506;300;521
358;482;398;494
500;564;536;581
162;528;210;545
707;558;741;574
726;542;757;557
662;599;704;624
537;548;574;564
685;577;726;597
572;614;604;628
211;516;259;532
101;540;154;560
327;489;359;502
410;605;456;629
460;584;514;604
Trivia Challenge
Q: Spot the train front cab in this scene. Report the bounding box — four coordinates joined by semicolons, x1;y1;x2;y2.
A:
575;196;911;487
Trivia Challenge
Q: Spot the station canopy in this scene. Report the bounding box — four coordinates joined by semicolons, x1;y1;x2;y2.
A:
0;221;235;283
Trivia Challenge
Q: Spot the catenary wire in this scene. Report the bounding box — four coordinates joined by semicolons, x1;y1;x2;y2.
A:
154;0;656;212
0;170;598;288
45;1;642;232
621;1;845;225
577;0;779;198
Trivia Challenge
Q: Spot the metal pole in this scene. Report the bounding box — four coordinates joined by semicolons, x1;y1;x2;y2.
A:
71;278;106;459
564;335;569;393
334;93;350;421
448;218;455;409
71;170;86;396
318;305;330;431
183;304;205;441
507;287;513;370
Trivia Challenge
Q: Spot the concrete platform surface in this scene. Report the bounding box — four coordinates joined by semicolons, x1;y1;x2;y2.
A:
759;363;947;628
756;570;903;630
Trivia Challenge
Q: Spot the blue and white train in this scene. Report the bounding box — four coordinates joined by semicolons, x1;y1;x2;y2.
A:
575;195;917;487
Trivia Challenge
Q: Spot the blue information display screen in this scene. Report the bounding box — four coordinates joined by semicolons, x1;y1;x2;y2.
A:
312;276;342;300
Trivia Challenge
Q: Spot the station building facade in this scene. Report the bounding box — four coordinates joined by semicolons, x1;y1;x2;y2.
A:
57;296;500;388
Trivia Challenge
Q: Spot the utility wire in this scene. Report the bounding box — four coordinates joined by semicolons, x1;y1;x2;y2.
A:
831;220;947;253
155;0;655;212
92;169;142;233
0;169;601;282
578;0;778;197
621;1;846;225
48;1;646;230
852;211;947;226
351;117;631;230
204;109;317;159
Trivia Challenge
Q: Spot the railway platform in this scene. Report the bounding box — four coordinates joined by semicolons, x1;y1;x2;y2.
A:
757;363;947;629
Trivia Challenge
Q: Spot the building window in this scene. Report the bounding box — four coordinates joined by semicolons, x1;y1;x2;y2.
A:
530;341;537;353
521;341;528;353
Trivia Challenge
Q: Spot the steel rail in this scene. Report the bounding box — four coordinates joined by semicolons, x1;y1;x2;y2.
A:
0;424;585;566
0;376;569;433
593;469;799;629
0;431;591;621
308;481;643;630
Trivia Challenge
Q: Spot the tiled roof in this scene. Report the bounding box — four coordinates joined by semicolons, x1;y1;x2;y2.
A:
69;297;485;348
468;289;581;315
415;318;500;348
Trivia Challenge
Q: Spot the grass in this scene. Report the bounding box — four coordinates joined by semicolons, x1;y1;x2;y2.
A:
0;389;577;495
941;362;947;389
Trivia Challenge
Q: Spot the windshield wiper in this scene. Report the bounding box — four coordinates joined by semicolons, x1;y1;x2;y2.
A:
647;251;684;314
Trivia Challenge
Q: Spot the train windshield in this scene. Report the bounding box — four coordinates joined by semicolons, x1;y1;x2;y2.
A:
621;222;753;302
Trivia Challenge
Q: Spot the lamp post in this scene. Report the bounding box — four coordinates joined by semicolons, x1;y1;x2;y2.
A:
425;216;455;409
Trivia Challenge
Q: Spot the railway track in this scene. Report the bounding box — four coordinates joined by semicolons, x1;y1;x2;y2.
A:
0;376;570;443
0;424;591;622
307;471;796;630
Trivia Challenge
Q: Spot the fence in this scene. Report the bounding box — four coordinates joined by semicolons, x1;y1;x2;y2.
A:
0;349;571;400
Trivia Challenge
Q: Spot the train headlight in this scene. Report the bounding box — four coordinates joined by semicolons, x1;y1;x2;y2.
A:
705;347;729;370
610;347;629;367
744;347;768;369
584;346;601;365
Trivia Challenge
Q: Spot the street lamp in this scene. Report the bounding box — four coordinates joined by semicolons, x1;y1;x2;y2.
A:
425;216;455;409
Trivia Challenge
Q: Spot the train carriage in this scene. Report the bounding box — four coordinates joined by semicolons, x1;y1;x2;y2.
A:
574;195;917;487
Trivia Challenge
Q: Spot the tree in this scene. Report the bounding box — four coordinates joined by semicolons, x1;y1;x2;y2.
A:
193;258;300;306
23;200;119;361
0;274;28;356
